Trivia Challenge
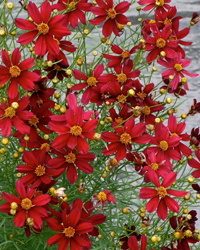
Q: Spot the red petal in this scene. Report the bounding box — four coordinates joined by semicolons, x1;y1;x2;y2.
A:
14;210;26;227
157;198;168;220
139;187;157;199
146;196;159;212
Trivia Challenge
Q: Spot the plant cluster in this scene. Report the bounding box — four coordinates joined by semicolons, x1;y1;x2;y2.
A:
0;0;200;249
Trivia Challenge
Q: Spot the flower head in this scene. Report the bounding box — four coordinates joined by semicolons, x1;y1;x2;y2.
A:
92;190;117;210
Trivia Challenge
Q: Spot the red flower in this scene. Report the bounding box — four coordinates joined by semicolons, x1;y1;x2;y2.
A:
0;180;51;229
188;151;200;178
147;122;182;161
0;96;34;137
17;149;63;188
143;24;178;63
49;94;98;153
0;48;39;98
15;1;71;56
92;190;117;210
48;147;95;184
139;172;188;220
138;0;171;11
102;117;151;161
47;206;95;249
90;0;130;37
158;52;199;90
103;44;141;68
52;0;92;28
71;64;104;105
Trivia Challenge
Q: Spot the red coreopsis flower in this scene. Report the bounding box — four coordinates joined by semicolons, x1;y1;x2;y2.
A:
143;24;178;63
138;0;171;11
49;94;98;153
139;172;188;220
46;206;95;249
15;1;71;56
0;180;51;230
51;0;92;28
102;117;151;161
160;78;187;97
90;0;131;37
188;151;200;178
157;52;199;90
17;149;63;188
48;147;95;184
103;44;141;68
92;190;117;210
188;99;200;116
0;96;34;137
147;122;182;162
0;48;39;98
71;64;104;105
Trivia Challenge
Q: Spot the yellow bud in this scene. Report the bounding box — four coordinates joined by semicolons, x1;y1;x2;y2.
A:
92;51;98;56
77;58;84;66
2;138;9;145
119;241;124;246
13;153;19;159
101;37;107;43
101;173;107;179
66;69;72;75
9;234;14;239
127;21;132;26
62;196;68;201
186;214;192;220
160;51;166;57
105;101;110;105
174;232;181;239
140;212;146;217
184;193;191;200
105;117;112;123
140;207;146;212
197;234;200;240
185;230;192;237
136;6;141;11
10;209;16;215
181;77;187;83
0;30;6;37
98;234;103;239
128;89;135;96
157;236;161;242
11;31;16;36
100;121;105;125
67;83;73;89
152;66;158;71
169;75;174;80
181;113;187;119
49;187;56;194
43;134;49;140
196;194;200;199
11;102;19;109
110;232;116;237
183;208;189;214
93;133;101;141
24;135;29;141
155;118;161;123
52;78;59;84
83;29;90;35
151;236;158;243
138;18;142;22
53;9;58;13
187;155;193;160
157;226;162;231
60;106;67;114
54;104;61;111
16;173;22;178
188;177;195;183
166;97;173;104
7;2;14;9
54;93;60;99
122;207;131;214
10;202;18;210
106;39;112;45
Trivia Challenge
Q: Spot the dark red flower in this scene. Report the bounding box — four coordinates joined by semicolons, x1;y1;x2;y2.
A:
128;234;156;250
0;48;39;98
188;151;200;178
52;0;92;28
139;172;188;220
143;24;178;63
0;96;34;137
92;190;117;210
48;147;95;184
15;1;71;56
188;99;200;116
0;180;51;230
138;0;171;11
17;149;63;188
158;52;199;90
102;117;151;161
90;0;131;37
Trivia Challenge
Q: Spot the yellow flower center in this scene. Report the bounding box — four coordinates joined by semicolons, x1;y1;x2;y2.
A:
155;0;165;6
107;8;116;19
70;125;82;136
21;198;33;210
149;19;156;23
170;133;178;138
67;1;76;11
164;18;172;25
137;92;147;100
151;163;159;171
4;107;16;118
97;192;107;201
9;65;21;78
115;117;124;124
159;140;168;151
156;38;166;48
63;226;75;238
40;143;51;152
87;76;97;86
117;94;127;103
157;186;167;198
142;106;151;115
37;23;49;35
54;65;62;71
174;64;183;72
117;73;127;84
121;50;130;59
28;116;39;126
65;153;76;163
120;132;132;144
109;158;118;167
118;24;124;30
35;165;45;176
